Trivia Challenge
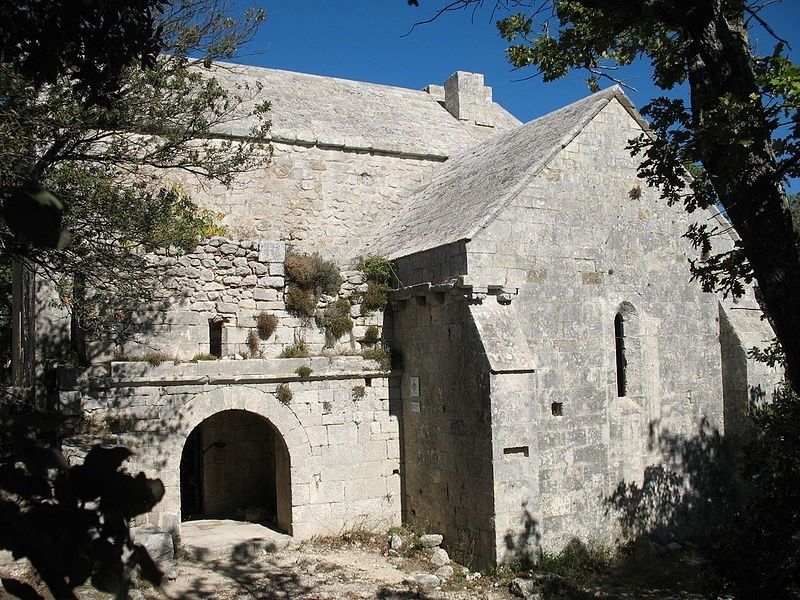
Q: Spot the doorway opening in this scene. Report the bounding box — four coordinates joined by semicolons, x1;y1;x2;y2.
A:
179;409;292;533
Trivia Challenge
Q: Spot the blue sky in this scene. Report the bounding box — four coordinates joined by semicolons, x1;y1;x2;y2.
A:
240;1;800;124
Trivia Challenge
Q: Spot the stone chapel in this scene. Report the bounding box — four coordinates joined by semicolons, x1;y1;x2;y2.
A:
47;64;780;568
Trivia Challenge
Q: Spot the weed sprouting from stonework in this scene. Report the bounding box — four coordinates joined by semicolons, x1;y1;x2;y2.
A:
351;385;366;401
247;329;261;357
296;365;312;378
362;345;391;371
276;383;292;404
285;250;342;296
279;340;310;358
256;312;278;339
192;353;218;361
356;255;392;284
319;298;354;342
363;325;380;345
285;285;316;317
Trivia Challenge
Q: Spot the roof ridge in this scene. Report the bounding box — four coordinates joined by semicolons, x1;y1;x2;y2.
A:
360;86;631;260
463;87;620;242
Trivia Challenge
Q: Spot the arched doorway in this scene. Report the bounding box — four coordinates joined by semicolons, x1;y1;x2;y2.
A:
179;409;292;533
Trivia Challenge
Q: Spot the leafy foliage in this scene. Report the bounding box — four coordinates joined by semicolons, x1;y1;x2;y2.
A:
285;251;342;296
0;0;270;354
361;282;391;314
0;417;165;599
363;324;381;345
362;345;392;371
284;251;342;319
295;365;312;378
285;285;317;318
356;255;392;285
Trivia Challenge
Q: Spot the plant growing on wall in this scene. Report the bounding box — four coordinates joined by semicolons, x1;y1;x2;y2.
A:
295;365;312;378
356;255;393;315
247;329;261;358
318;298;354;345
284;251;343;318
363;324;380;345
279;340;310;358
275;383;292;405
362;345;392;372
256;312;278;340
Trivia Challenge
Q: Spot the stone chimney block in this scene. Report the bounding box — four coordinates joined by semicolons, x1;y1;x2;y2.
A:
424;84;446;103
443;71;494;127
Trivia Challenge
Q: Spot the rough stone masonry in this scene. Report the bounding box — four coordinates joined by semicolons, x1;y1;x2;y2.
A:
46;65;781;570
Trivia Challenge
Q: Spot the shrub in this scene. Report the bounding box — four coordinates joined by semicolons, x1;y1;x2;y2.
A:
256;312;278;339
357;255;392;284
351;385;366;401
296;365;312;378
285;250;342;296
363;325;380;345
319;298;354;342
192;353;218;361
361;282;390;313
362;345;391;371
276;383;292;404
247;329;261;357
143;352;174;366
279;340;310;358
285;284;316;317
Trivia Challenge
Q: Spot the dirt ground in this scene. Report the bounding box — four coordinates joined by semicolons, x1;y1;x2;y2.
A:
0;521;711;600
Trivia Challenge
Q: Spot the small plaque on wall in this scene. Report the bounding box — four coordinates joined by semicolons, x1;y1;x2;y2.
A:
411;401;421;413
409;376;420;398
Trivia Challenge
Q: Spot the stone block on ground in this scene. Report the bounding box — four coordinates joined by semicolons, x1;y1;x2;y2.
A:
418;533;442;548
403;573;440;592
429;547;449;567
131;526;175;564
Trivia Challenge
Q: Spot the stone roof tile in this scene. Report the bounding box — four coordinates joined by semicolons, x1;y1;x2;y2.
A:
208;63;521;157
361;86;626;260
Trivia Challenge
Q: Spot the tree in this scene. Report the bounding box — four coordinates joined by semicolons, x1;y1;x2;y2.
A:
0;0;271;364
0;1;270;596
409;0;800;392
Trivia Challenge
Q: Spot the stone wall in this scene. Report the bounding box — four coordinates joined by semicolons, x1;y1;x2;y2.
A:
387;293;497;568
106;238;381;362
170;142;442;263
467;97;728;553
60;356;401;541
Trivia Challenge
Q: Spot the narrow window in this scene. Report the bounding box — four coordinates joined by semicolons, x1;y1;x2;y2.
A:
209;319;223;358
614;312;627;397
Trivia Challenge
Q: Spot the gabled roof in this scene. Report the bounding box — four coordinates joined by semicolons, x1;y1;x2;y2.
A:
208;63;520;158
361;86;639;260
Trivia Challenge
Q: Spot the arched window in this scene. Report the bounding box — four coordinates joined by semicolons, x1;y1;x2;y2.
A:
614;302;638;398
614;312;627;397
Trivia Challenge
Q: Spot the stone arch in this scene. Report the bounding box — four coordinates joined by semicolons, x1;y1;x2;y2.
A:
162;385;312;536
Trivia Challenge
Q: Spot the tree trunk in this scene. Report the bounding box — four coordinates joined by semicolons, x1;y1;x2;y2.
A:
11;257;36;392
686;2;800;389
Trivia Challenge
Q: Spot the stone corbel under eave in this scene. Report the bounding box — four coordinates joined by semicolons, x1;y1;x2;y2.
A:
388;278;519;311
